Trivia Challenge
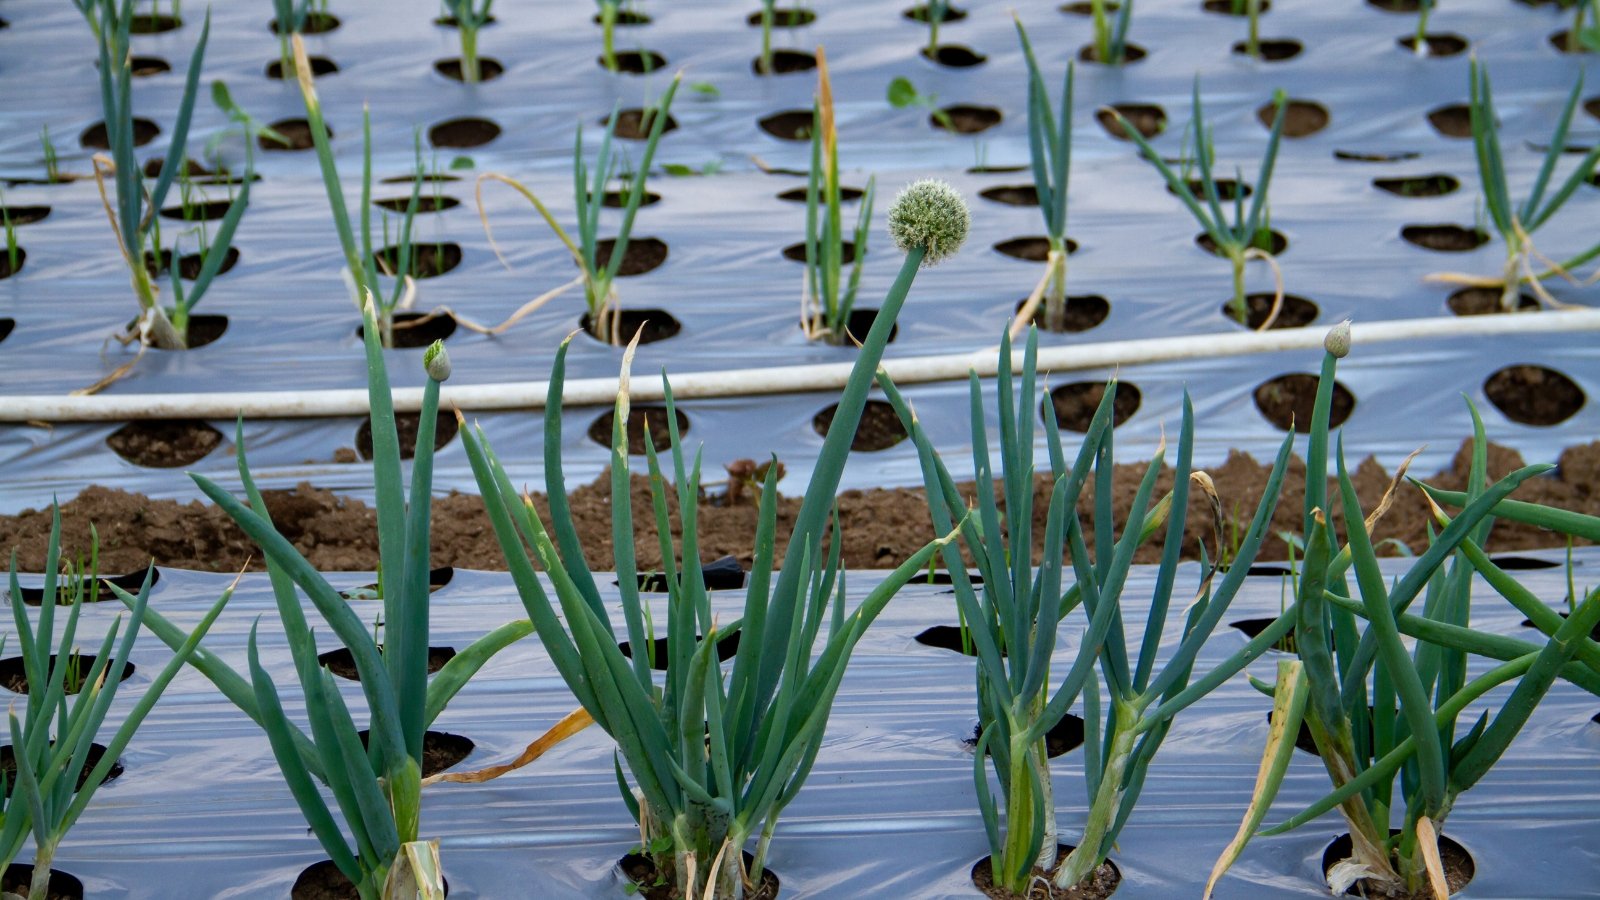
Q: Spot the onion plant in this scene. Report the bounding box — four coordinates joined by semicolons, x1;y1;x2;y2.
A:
1562;0;1598;53
2;513;229;900
596;0;622;72
1086;0;1135;65
753;1;787;75
1207;327;1600;899
76;1;250;353
439;0;493;83
270;0;329;75
1410;0;1435;56
919;0;952;57
800;54;876;344
1112;84;1286;326
1237;0;1264;58
1428;63;1600;311
1013;17;1076;333
123;312;534;900
477;76;680;345
39;128;62;185
458;180;970;899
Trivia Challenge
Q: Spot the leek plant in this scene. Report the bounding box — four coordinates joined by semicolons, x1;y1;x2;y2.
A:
1;514;229;900
458;180;970;899
1207;327;1600;899
76;1;250;352
124;313;536;900
1013;18;1076;333
439;0;494;83
477;76;680;345
596;0;622;71
1087;0;1135;65
1427;64;1600;311
800;53;876;343
1113;85;1286;326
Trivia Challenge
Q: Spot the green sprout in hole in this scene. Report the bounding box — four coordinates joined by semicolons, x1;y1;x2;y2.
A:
1564;0;1599;52
126;329;546;900
73;1;252;363
755;0;782;74
1207;323;1600;899
1;196;18;277
38;128;61;185
596;0;622;71
1411;0;1435;56
1235;0;1264;59
800;51;877;344
459;179;969;899
270;0;329;76
1013;16;1076;333
887;76;955;131
439;0;494;83
1112;83;1287;327
1426;62;1600;311
1087;0;1135;65
477;75;681;345
0;512;229;900
919;0;952;58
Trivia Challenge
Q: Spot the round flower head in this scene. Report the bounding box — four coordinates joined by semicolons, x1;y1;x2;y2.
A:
888;179;970;267
1324;320;1352;359
424;340;452;382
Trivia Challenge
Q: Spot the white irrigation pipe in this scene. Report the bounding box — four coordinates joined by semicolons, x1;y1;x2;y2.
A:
7;311;1600;422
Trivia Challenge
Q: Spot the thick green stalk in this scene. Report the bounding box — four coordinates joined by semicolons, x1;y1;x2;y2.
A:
1228;251;1247;322
27;840;55;900
601;3;618;71
1055;702;1135;889
1042;241;1068;332
460;26;480;83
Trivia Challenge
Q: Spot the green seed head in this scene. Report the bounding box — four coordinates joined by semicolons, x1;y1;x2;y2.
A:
424;340;452;382
1324;320;1352;359
888;179;970;266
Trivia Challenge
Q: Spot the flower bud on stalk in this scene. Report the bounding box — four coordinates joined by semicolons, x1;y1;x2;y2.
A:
1324;320;1352;359
888;178;970;265
424;340;452;382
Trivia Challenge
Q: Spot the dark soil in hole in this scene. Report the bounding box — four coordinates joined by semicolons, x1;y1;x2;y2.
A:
1045;382;1140;432
0;319;13;345
1203;0;1270;13
355;730;472;778
754;49;819;74
1374;173;1460;197
1519;611;1600;641
434;57;506;82
0;654;135;695
1197;229;1288;256
355;410;460;462
11;566;159;606
1400;224;1488;252
1224;293;1319;330
1551;30;1592;54
0;206;50;227
143;247;241;280
373;195;460;214
1367;0;1420;10
1078;42;1148;64
1016;295;1111;333
142;157;257;184
609;108;678;140
633;556;748;592
1587;97;1600;121
1334;149;1420;162
777;185;863;203
159;199;236;222
339;567;454;600
589;406;691;455
80;118;159;150
1322;831;1474;897
293;860;447;900
1427;104;1472;138
973;844;1121;899
1254;374;1356;432
319;646;457;681
592;10;650;25
1229;616;1296;652
356;311;458;349
0;250;25;279
129;14;182;33
935;105;1003;134
1399;33;1468;56
967;715;1084;758
904;3;968;23
1;864;83;900
1060;1;1119;12
266;56;339;79
994;236;1079;261
600;188;661;208
1097;103;1166;140
581;308;682;345
813;400;908;452
1262;99;1329;137
1492;555;1562;570
1484;365;1585;426
1233;39;1303;61
383;173;461;185
758;110;814;141
967;164;1029;175
783;240;857;264
1169;178;1251;201
373;242;462;279
595;237;668;276
601;50;668;74
429;117;500;149
621;850;777;900
747;8;817;27
128;55;171;76
271;13;340;34
0;742;121;797
805;307;900;345
916;625;1004;655
435;13;498;27
1447;287;1539;316
923;44;988;67
980;184;1039;206
107;420;223;468
261;118;319;151
619;632;741;672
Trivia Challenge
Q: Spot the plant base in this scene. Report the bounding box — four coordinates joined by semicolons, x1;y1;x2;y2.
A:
971;844;1121;899
1321;832;1474;898
618;850;779;900
291;859;450;900
0;863;82;900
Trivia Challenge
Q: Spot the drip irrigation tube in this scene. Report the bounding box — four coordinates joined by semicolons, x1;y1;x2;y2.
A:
6;311;1599;422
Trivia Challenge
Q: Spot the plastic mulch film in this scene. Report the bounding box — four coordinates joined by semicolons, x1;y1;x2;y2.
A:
5;553;1597;897
0;0;1597;507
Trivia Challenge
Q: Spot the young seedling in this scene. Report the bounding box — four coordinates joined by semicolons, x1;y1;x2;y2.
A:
477;75;681;345
439;0;494;83
2;198;18;277
755;0;783;74
1087;0;1136;65
1410;0;1435;56
74;1;251;364
919;0;953;58
124;322;544;900
1239;0;1263;58
887;76;955;131
1425;63;1600;310
800;51;877;343
596;0;622;71
458;180;970;899
270;0;329;75
1012;17;1077;333
1;513;229;900
1112;83;1287;327
39;128;62;185
1565;0;1598;52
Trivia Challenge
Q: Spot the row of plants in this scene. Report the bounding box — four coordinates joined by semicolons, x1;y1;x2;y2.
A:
1;177;1596;899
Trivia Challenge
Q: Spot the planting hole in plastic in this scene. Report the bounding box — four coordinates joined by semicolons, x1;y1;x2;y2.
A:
778;185;862;204
747;8;816;27
1045;382;1141;432
0;205;50;226
0;654;135;696
979;184;1039;206
270;13;340;34
1368;0;1421;10
372;242;462;278
607;108;678;141
1198;229;1287;256
159;199;239;222
812;400;908;451
754;49;820;75
429;117;501;149
1097;103;1167;140
1254;374;1356;432
759;110;816;141
1373;174;1460;197
355;730;472;778
318;646;458;682
904;4;968;23
1399;34;1468;57
338;567;454;601
108;420;224;468
1169;178;1252;201
1484;365;1585;426
261;118;320;151
1232;39;1304;61
596;237;668;276
588;406;692;455
1427;104;1473;138
1224;294;1318;330
1261;99;1329;138
971;844;1121;899
293;859;449;900
1489;555;1562;570
0;319;13;345
144;247;242;281
10;566;159;607
599;50;668;75
373;194;461;214
600;188;661;208
265;56;339;79
1229;616;1297;653
1079;42;1147;64
621;850;776;900
1518;612;1600;642
783;240;856;263
1321;831;1474;896
592;10;649;26
969;715;1086;759
434;57;506;82
80;118;159;150
1203;0;1271;13
1016;294;1111;333
0;742;122;797
915;625;1006;657
922;45;988;68
800;307;900;345
933;104;1003;135
1401;224;1488;252
128;13;181;34
619;633;742;673
632;557;748;593
580;308;682;345
1;864;82;900
994;236;1080;261
1447;287;1539;316
355;409;460;461
0;250;24;279
1334;149;1421;162
355;311;458;348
